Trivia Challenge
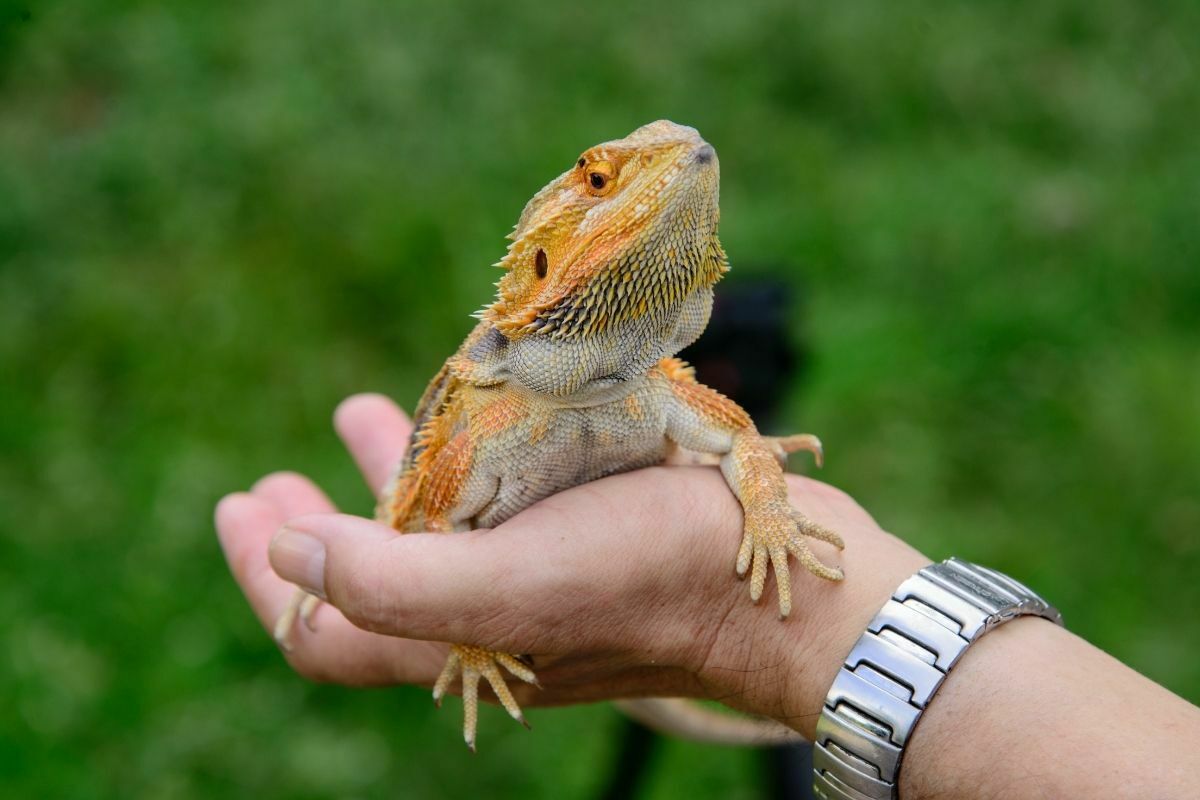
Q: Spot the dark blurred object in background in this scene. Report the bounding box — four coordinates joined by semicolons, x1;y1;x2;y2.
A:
680;277;803;431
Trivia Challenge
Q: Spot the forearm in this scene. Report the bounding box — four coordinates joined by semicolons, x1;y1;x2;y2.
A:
899;618;1200;799
759;479;1200;798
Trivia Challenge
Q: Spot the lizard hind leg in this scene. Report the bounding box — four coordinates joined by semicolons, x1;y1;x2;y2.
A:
273;588;323;651
432;644;539;751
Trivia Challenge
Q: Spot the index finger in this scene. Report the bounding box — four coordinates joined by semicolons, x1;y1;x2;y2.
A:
333;393;414;497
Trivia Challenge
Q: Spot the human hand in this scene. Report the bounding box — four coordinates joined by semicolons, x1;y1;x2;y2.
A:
215;393;929;737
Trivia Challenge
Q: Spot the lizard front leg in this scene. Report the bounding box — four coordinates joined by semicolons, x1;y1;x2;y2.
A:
722;429;845;616
655;359;843;617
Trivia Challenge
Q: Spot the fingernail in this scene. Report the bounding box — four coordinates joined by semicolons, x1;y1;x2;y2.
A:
270;527;327;599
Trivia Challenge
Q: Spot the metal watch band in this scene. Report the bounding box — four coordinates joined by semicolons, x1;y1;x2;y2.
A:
813;557;1063;800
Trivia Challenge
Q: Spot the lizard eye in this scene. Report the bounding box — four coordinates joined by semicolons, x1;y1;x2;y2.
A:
535;248;548;279
583;160;617;196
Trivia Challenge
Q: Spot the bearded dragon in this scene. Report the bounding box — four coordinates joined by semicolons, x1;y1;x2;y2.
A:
275;120;845;749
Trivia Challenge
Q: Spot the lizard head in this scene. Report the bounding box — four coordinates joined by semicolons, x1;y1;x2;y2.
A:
476;120;728;397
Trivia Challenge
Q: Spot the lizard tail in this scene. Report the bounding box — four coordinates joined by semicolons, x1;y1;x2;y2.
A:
614;699;804;746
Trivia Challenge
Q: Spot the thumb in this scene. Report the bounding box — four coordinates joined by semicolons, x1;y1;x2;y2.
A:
268;513;517;645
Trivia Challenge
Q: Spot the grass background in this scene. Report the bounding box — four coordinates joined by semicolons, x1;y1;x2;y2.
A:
2;1;1198;797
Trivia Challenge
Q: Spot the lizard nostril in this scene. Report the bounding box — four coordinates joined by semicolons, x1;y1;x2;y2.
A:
694;143;715;165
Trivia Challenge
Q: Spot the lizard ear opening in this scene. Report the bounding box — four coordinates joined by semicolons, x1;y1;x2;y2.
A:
535;249;549;279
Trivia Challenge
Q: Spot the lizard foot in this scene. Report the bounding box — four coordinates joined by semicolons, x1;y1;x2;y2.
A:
432;644;539;751
736;500;844;618
273;588;322;651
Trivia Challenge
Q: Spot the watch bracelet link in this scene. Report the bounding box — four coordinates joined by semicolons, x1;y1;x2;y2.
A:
812;557;1063;800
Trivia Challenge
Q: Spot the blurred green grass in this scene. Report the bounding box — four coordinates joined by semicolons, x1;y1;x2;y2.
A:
2;0;1198;797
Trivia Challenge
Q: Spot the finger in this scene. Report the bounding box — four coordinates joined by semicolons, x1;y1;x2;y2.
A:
216;491;302;626
215;492;444;685
252;471;338;518
334;393;414;497
249;473;338;647
269;512;517;645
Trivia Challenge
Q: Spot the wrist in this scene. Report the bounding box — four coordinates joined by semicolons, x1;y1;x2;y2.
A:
774;523;928;738
689;475;929;732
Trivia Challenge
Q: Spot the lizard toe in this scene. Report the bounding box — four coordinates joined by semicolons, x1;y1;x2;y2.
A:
434;644;539;750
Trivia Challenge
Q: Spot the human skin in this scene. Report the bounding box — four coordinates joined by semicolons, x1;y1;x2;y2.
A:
215;393;1200;798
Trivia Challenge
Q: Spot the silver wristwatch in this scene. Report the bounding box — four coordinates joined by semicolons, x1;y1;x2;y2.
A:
813;558;1063;800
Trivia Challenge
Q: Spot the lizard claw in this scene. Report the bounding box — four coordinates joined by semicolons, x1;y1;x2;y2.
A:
432;644;539;750
737;501;843;618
